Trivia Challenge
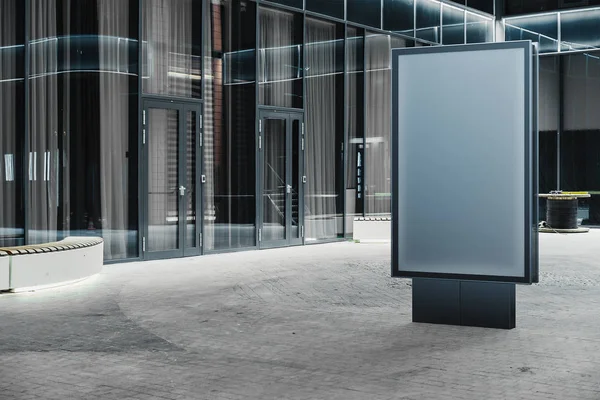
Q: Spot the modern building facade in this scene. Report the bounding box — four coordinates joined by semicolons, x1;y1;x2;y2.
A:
4;0;598;263
503;1;600;224
0;0;495;262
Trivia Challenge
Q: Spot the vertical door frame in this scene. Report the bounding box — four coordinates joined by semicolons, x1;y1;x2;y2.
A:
288;111;305;247
182;103;204;257
141;99;203;260
257;108;305;249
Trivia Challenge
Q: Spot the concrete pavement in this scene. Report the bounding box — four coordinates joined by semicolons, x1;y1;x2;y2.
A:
1;231;600;399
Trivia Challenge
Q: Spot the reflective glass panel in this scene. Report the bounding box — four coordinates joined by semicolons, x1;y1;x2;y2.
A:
29;0;139;260
538;55;559;220
204;0;257;250
466;12;493;43
0;0;25;246
442;4;465;45
345;27;365;234
560;9;600;52
186;111;197;248
259;7;303;109
263;119;287;242
305;17;345;241
365;33;409;216
142;0;202;98
561;51;600;224
505;14;559;53
347;0;382;29
147;108;180;252
539;56;559;195
291;119;301;239
306;0;344;19
384;0;415;36
540;56;559;133
416;0;441;43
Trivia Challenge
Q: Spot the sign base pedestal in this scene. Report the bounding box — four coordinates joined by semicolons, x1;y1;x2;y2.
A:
412;278;516;329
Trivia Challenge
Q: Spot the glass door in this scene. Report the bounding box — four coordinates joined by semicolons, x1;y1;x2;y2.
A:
259;111;304;248
142;100;202;260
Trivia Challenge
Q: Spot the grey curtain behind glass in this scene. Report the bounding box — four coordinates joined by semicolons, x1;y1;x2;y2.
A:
345;33;361;185
29;0;137;259
29;0;63;243
203;0;257;251
98;0;133;258
305;19;339;240
143;0;196;98
203;0;215;250
259;7;297;108
365;33;402;216
0;0;23;244
345;28;364;229
262;119;287;241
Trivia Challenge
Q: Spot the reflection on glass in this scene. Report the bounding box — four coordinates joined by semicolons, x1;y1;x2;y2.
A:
263;119;287;242
29;35;136;78
142;0;202;98
504;14;559;53
416;0;441;43
384;0;415;36
204;0;257;250
28;0;139;260
258;7;303;109
347;0;382;28
186;111;197;249
305;18;344;241
147;108;180;252
0;0;25;246
466;12;493;43
442;4;465;45
560;10;600;52
345;27;364;235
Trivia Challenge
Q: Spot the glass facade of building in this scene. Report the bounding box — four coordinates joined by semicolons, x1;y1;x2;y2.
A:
0;0;493;261
505;0;600;16
27;0;139;259
504;8;600;225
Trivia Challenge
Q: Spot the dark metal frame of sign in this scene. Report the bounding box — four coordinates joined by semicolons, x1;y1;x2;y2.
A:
391;41;539;284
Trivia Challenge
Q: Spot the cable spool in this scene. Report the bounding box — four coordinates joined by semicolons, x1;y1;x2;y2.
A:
546;198;578;229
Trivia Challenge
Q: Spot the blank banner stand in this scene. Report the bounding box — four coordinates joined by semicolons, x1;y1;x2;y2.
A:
391;41;539;330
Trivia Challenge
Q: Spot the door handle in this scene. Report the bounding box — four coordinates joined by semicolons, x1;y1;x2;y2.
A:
287;184;292;194
201;175;206;183
179;186;186;196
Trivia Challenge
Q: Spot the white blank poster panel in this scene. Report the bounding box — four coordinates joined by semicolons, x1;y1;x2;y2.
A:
395;47;529;278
